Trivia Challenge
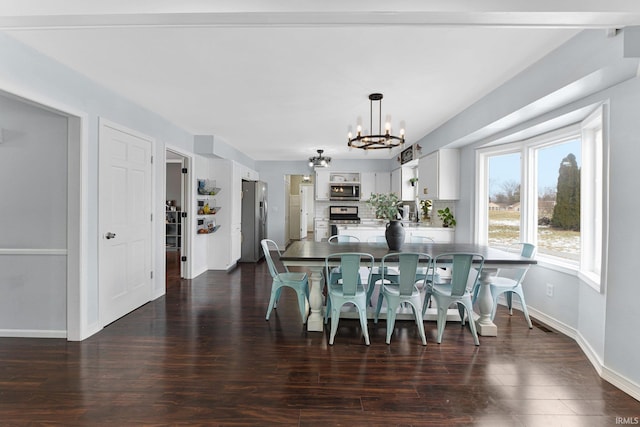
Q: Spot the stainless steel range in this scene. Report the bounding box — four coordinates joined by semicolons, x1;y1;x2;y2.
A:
329;205;360;235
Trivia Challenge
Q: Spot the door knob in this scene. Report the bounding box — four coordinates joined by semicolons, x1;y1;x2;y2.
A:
105;232;116;239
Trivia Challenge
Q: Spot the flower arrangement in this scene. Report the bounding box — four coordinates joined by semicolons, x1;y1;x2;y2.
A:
367;193;401;220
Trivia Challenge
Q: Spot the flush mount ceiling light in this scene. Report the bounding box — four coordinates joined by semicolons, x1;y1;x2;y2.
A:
347;93;405;150
308;149;331;168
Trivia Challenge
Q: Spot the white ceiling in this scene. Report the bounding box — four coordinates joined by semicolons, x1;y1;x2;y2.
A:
2;1;639;161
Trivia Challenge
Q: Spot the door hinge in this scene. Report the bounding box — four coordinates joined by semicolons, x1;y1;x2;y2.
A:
181;256;187;262
181;167;188;174
150;271;154;279
181;211;187;218
150;213;153;222
151;155;154;164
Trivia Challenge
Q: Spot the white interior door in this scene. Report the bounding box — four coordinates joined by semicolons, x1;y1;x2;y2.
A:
99;120;153;327
302;184;314;232
299;186;308;239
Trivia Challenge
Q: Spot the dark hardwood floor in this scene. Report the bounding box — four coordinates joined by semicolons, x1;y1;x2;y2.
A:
1;258;638;426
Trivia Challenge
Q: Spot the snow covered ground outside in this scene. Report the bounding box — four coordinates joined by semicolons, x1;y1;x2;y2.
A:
489;217;580;261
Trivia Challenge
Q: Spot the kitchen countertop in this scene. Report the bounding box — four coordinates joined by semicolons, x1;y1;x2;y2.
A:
338;220;446;229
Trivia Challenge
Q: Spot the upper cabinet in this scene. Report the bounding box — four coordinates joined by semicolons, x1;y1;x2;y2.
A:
391;164;417;201
315;170;330;201
360;172;390;200
418;149;460;200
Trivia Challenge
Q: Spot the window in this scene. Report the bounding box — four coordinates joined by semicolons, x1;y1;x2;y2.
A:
476;105;606;291
487;152;521;249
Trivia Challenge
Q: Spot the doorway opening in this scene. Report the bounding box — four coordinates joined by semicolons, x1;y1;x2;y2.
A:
287;174;315;244
165;149;190;284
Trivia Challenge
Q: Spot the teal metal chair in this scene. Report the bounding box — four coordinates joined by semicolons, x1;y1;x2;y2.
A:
408;235;435;285
365;235;398;306
422;253;484;345
409;235;435;244
374;252;431;345
327;235;360;286
476;243;536;328
325;252;374;345
261;239;309;324
328;234;360;244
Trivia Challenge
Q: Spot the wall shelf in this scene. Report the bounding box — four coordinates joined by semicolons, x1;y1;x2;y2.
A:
165;210;182;251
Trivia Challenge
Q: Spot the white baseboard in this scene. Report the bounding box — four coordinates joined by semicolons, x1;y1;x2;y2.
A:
524;305;640;402
0;329;66;338
602;366;640;402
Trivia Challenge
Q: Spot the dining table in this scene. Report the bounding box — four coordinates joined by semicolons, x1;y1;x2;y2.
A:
280;240;537;335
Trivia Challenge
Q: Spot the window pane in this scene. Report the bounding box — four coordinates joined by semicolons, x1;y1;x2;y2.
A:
488;153;521;249
536;140;581;262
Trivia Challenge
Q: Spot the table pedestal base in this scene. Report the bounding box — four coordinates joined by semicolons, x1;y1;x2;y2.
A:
473;269;498;336
306;266;325;332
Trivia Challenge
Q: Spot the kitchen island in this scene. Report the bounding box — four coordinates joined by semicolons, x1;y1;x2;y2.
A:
334;221;454;243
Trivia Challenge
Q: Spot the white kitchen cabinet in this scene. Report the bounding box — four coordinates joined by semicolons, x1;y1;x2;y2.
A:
391;168;401;198
375;172;391;194
360;172;390;200
315;170;330;201
314;218;329;242
360;172;375;200
407;227;454;243
391;166;417;201
337;225;453;243
418;149;460;200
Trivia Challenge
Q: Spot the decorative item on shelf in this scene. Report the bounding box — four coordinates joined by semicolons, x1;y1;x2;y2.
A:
367;192;404;250
347;93;405;150
419;199;432;222
409;177;419;187
437;206;456;228
197;179;220;195
308;149;331;168
197;217;220;234
197;198;221;215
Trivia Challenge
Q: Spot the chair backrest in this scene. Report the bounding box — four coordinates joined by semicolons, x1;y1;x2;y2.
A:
261;239;288;279
367;235;387;244
328;235;360;244
433;253;484;297
381;252;431;296
325;252;374;296
409;236;435;244
519;243;536;259
508;242;536;283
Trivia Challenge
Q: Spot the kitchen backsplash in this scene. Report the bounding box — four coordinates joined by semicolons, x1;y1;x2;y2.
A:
314;199;456;226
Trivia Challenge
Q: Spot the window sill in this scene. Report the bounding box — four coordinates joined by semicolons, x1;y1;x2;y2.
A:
536;256;579;276
535;256;602;292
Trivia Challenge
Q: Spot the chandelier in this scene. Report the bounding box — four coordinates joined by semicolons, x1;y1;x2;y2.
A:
308;149;331;168
348;93;405;150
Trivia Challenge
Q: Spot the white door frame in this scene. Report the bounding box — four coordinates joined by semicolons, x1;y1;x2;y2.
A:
0;82;90;340
165;145;193;280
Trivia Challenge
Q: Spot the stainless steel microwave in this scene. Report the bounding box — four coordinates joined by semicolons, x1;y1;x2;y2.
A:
330;183;360;201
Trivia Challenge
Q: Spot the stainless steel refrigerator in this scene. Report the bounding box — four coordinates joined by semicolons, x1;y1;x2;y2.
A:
240;180;268;262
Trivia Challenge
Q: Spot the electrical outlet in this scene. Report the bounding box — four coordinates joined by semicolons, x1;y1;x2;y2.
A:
546;283;554;297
